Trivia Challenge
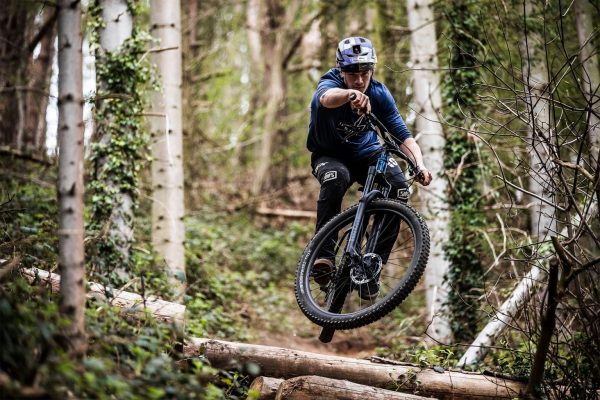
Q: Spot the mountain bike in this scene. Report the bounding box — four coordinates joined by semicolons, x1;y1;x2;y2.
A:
295;109;430;343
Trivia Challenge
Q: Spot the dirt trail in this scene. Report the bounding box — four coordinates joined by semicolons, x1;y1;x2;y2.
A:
254;327;381;359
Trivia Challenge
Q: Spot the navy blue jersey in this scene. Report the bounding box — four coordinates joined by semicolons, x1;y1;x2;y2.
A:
307;68;412;160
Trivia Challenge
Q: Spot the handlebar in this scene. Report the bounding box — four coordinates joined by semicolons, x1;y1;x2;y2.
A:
344;97;422;180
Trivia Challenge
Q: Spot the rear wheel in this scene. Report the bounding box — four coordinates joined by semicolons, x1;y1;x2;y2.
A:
295;199;429;329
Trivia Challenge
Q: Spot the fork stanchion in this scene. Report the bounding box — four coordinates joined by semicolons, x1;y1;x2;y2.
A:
318;326;336;343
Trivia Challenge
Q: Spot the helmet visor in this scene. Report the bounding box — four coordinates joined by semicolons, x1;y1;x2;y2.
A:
340;63;374;73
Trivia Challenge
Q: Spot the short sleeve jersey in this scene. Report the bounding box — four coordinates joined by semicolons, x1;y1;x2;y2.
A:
307;68;412;161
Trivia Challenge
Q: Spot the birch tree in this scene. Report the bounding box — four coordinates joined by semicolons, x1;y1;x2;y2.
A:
521;1;556;239
150;0;186;298
89;0;134;279
574;0;600;166
457;0;555;368
407;0;451;343
57;0;86;355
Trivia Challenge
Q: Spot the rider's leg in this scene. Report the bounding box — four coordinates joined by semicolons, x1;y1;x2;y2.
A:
375;157;409;263
312;155;352;232
310;156;352;287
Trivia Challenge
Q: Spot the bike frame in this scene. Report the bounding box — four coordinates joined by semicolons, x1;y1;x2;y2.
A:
345;151;389;260
325;113;417;306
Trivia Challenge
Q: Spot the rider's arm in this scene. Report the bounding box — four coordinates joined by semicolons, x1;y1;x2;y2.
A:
399;138;432;186
320;88;370;112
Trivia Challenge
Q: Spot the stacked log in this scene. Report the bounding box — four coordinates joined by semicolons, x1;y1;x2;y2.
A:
17;267;528;399
186;338;526;400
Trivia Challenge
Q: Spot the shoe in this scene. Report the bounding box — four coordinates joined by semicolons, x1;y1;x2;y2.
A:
358;279;380;301
312;258;335;287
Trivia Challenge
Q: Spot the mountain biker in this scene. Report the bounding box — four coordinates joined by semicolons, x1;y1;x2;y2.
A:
308;36;432;300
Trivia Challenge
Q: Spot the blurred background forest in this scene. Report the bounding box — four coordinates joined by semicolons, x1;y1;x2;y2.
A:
1;0;599;398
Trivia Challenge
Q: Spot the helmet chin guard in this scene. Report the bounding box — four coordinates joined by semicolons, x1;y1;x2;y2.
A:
336;37;377;72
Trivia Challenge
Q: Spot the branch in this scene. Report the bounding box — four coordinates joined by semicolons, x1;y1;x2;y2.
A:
26;6;58;53
495;177;567;212
0;146;54;165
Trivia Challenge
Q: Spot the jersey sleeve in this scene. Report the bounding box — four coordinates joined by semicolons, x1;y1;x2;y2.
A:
378;85;412;143
314;77;340;107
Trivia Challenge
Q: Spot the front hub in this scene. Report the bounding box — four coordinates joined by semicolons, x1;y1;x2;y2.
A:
350;252;383;285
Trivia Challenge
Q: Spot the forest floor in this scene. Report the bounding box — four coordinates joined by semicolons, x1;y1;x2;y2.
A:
240;279;428;361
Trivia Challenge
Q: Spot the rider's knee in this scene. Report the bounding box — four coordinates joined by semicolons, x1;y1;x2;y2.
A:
394;188;410;203
318;168;350;202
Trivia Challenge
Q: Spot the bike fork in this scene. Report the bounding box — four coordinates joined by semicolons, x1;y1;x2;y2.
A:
319;165;384;343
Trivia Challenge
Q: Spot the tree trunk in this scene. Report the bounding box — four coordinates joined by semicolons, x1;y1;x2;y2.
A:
457;263;547;368
0;1;56;154
56;0;86;356
301;18;321;83
91;0;134;274
150;0;187;300
251;0;288;195
248;376;282;400
574;0;600;166
525;258;559;399
520;1;556;238
275;375;436;400
23;7;57;153
185;338;526;400
407;0;451;344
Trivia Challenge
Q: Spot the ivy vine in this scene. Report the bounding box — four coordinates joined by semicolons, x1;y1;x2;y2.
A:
440;0;487;343
87;0;155;285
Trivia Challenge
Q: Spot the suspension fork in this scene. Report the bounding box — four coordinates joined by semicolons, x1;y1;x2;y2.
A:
345;152;389;259
320;153;389;342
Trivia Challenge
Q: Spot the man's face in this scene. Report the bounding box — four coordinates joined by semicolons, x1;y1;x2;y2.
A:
341;69;373;93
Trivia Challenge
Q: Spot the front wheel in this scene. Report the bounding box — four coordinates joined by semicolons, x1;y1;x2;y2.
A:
295;199;430;330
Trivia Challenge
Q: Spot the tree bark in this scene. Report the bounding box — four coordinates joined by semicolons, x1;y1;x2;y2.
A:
248;376;283;400
407;0;451;344
57;0;86;356
185;338;526;400
0;1;56;154
275;375;436;400
93;0;135;271
520;0;557;238
23;6;57;153
574;0;600;166
150;0;187;300
21;267;185;324
525;258;559;399
251;0;288;195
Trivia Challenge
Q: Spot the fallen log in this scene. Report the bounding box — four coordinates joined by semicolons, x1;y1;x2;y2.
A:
20;267;185;324
247;376;283;400
255;207;316;219
185;338;525;400
457;264;547;368
275;375;437;400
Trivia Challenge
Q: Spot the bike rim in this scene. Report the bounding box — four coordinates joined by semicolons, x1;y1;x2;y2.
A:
303;204;421;320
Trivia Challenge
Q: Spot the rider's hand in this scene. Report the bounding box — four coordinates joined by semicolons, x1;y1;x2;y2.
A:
348;90;371;115
416;167;432;186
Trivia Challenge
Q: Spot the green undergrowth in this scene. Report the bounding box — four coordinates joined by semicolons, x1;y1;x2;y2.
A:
0;276;256;399
184;209;311;341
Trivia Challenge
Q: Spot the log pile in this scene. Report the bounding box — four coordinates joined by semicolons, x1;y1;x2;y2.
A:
16;267;528;399
185;338;526;400
277;376;436;399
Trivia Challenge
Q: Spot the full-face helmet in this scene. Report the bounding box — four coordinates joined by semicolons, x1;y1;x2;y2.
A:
336;36;377;72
